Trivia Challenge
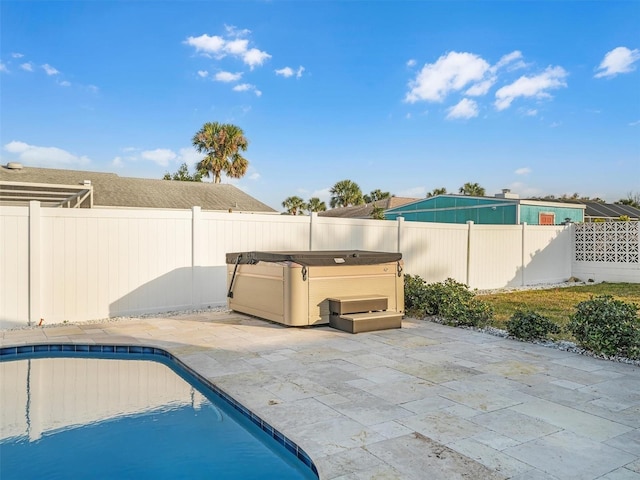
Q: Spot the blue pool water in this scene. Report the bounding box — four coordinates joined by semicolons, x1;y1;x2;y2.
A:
0;347;317;480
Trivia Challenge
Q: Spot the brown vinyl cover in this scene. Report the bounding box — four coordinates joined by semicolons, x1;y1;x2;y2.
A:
225;250;402;267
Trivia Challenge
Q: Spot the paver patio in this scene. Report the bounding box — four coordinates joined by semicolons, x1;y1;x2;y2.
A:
2;312;639;479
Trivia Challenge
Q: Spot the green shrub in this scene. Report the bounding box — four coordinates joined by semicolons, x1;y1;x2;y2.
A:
404;276;492;327
567;295;640;359
404;274;429;316
506;310;560;341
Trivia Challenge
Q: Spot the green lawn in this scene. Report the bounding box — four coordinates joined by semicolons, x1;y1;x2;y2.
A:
477;282;640;340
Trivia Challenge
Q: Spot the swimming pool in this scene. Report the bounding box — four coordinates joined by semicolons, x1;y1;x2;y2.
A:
0;344;318;480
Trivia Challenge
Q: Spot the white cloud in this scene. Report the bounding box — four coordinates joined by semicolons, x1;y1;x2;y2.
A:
446;98;479;119
184;30;271;69
275;66;305;78
11;53;24;58
524;109;538;116
140;148;177;167
494;50;524;71
594;46;640;78
225;38;249;55
494;66;568;111
275;67;294;77
184;34;226;56
87;85;99;93
225;25;251;37
407;59;417;67
42;64;60;75
233;83;261;96
310;187;332;205
3;141;90;167
629;120;640;126
59;80;71;87
233;83;252;92
406;51;491;103
243;48;271;69
20;62;34;72
515;167;531;175
0;62;7;73
197;70;209;78
176;146;201;166
549;121;561;128
111;156;124;168
249;172;260;180
466;78;495;96
215;71;242;82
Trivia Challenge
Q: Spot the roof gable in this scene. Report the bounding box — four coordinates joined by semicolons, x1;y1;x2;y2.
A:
318;197;419;218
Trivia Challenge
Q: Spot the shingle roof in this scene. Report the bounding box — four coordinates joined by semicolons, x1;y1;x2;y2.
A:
0;165;276;213
318;197;420;218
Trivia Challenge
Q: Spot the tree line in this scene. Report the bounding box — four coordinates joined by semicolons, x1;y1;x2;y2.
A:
162;121;640;213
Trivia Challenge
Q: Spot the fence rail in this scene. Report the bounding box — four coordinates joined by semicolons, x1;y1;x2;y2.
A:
1;202;637;328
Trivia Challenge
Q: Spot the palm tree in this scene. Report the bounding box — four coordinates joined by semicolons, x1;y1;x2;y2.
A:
616;192;640;209
426;187;447;198
330;180;364;208
193;122;249;183
458;182;485;197
363;189;390;203
282;196;306;215
371;205;385;220
306;197;327;213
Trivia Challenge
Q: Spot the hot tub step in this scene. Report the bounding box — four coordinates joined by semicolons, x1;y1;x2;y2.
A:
330;311;402;334
328;295;388;315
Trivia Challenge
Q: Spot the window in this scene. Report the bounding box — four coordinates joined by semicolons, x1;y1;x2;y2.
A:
539;213;555;225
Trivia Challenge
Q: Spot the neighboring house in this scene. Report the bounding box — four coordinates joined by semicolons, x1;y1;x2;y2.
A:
545;199;640;222
318;197;419;219
385;190;585;225
0;163;277;213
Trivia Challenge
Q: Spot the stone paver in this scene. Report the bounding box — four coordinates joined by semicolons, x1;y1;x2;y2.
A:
2;314;639;479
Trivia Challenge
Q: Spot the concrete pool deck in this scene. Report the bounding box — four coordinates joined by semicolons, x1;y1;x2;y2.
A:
2;312;639;480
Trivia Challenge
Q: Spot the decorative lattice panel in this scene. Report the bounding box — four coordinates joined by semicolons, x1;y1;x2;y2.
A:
574;222;639;263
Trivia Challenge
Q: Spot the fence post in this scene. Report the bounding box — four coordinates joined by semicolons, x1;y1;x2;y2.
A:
191;206;202;308
397;216;405;253
309;212;317;250
521;222;527;286
29;201;41;326
466;221;474;287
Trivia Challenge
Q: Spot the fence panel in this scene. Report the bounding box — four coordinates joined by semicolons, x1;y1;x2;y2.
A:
39;208;194;323
400;221;469;285
0;207;29;328
469;224;524;289
312;216;398;252
523;225;572;285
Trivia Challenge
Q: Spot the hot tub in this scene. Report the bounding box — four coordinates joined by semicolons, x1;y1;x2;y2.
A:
226;251;404;327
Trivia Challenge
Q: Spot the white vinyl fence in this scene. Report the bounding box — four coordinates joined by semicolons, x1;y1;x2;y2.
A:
1;202;637;328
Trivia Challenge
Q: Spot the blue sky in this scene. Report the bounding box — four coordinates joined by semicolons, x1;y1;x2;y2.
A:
1;1;639;211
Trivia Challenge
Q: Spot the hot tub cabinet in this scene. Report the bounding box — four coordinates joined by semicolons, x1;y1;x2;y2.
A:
226;251;404;332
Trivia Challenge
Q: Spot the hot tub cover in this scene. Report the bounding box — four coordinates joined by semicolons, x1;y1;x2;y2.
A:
225;250;402;267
